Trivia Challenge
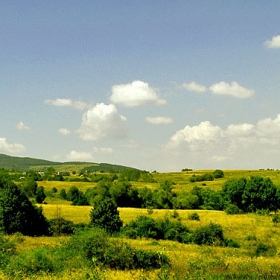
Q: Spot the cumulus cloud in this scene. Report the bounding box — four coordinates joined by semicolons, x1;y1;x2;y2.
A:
16;121;30;130
110;80;166;107
167;121;222;149
209;81;255;99
78;103;127;141
67;150;94;161
265;35;280;49
146;116;173;125
182;82;207;93
59;128;71;135
0;138;26;154
45;98;88;110
167;114;280;156
225;123;255;137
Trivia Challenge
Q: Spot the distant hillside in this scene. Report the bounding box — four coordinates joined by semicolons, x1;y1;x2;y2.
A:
0;154;138;172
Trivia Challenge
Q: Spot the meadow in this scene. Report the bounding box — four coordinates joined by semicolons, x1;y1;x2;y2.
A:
2;169;280;279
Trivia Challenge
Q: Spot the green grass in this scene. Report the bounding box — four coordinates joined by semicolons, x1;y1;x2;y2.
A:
3;168;280;279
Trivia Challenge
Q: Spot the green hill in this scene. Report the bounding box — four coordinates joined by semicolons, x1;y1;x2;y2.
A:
0;154;138;172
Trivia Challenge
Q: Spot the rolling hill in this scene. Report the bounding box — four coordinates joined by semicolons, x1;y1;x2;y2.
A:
0;153;137;172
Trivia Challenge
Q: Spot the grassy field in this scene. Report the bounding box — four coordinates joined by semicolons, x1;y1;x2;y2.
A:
3;169;280;279
39;169;280;195
4;206;280;279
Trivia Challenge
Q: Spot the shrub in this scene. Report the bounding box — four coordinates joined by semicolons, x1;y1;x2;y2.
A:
188;212;200;221
133;249;170;270
255;243;277;257
59;188;67;199
213;169;224;179
225;204;240;215
49;217;75;236
123;216;190;243
67;229;170;270
123;215;158;239
51;187;57;193
225;239;240;248
272;215;280;224
191;223;225;246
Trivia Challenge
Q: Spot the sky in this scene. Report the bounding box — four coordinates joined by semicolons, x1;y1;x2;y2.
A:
1;1;280;172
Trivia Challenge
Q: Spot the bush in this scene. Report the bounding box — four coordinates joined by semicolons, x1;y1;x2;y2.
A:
272;215;280;224
133;249;170;270
213;169;224;179
255;243;277;257
188;212;200;221
123;215;158;239
59;188;67;199
67;229;170;270
191;223;225;246
123;216;190;243
225;204;240;215
49;218;75;236
225;239;240;248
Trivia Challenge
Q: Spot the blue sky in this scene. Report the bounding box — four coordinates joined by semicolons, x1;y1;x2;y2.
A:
1;1;280;171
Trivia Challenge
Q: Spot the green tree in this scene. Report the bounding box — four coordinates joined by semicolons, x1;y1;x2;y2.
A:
0;179;49;236
59;188;67;200
90;198;123;233
222;176;280;213
242;176;280;212
21;177;38;197
222;178;246;210
173;192;200;209
35;186;46;203
213;169;224;179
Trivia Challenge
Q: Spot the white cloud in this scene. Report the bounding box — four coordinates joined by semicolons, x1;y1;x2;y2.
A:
78;103;127;141
255;114;280;144
209;81;255;98
146;116;173;125
59;128;71;135
0;138;26;154
182;82;207;93
45;98;88;110
16;121;30;130
67;150;94;161
110;80;166;107
168;121;222;148
225;123;255;137
165;114;280;169
265;35;280;49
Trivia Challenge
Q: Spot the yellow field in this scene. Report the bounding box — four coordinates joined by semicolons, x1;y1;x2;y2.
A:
40;205;280;248
5;205;280;280
3;169;280;279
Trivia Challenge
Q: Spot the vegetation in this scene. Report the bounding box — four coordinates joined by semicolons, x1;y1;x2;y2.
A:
0;178;49;236
90;197;123;233
1;155;280;279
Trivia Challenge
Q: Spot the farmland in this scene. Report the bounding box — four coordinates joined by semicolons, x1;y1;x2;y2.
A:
1;165;280;279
